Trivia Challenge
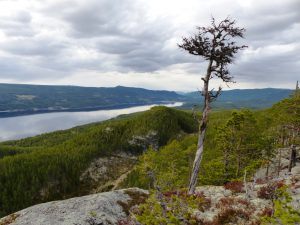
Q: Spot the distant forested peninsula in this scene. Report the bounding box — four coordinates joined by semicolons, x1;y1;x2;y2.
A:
0;84;181;117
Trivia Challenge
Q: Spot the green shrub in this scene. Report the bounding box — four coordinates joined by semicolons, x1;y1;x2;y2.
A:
132;191;210;225
261;187;300;225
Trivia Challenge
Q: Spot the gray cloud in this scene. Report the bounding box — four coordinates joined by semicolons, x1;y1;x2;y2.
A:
232;43;300;84
62;0;137;38
53;0;189;72
0;0;299;90
0;10;35;37
1;37;66;56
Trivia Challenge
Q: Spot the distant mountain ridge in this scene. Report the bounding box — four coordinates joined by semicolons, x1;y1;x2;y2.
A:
183;88;293;109
0;83;182;117
0;83;293;117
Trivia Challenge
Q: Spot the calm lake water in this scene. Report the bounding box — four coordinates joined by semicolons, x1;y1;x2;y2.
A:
0;102;182;142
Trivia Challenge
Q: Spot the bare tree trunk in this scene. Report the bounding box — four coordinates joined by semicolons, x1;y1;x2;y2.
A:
288;144;297;172
235;138;242;177
244;170;249;199
188;106;208;194
277;148;281;177
265;163;269;180
223;149;229;180
236;155;241;177
188;60;212;195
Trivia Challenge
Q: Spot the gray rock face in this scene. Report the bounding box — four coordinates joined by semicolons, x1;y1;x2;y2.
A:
291;165;300;175
255;147;300;179
79;154;136;193
0;188;148;225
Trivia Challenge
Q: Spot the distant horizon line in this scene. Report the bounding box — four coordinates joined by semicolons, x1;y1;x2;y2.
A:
0;82;294;92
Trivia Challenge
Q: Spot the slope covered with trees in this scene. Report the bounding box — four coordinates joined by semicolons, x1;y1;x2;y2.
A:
118;89;300;225
122;91;300;190
0;106;197;217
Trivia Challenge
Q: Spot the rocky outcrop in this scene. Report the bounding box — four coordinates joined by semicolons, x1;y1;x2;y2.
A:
254;147;300;213
191;147;300;224
255;147;300;179
80;153;136;193
285;165;300;212
0;188;148;225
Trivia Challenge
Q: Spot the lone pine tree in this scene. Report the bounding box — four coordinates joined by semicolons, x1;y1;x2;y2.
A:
178;17;247;194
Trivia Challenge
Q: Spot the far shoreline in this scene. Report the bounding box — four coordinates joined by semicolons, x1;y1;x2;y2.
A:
0;101;178;118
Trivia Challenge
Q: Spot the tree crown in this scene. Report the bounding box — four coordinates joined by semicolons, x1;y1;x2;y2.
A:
178;17;247;83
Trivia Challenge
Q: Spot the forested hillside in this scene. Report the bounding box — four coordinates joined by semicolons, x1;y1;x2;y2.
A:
122;90;300;190
0;91;298;218
0;107;196;217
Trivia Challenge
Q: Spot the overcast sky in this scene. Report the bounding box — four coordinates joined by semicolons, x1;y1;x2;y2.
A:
0;0;299;91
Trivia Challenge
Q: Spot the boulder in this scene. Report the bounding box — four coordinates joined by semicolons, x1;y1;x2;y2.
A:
0;188;148;225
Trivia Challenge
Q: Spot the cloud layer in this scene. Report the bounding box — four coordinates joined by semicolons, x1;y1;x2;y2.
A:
0;0;299;91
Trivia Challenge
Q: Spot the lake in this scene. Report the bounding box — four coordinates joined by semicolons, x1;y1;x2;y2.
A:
0;102;182;142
